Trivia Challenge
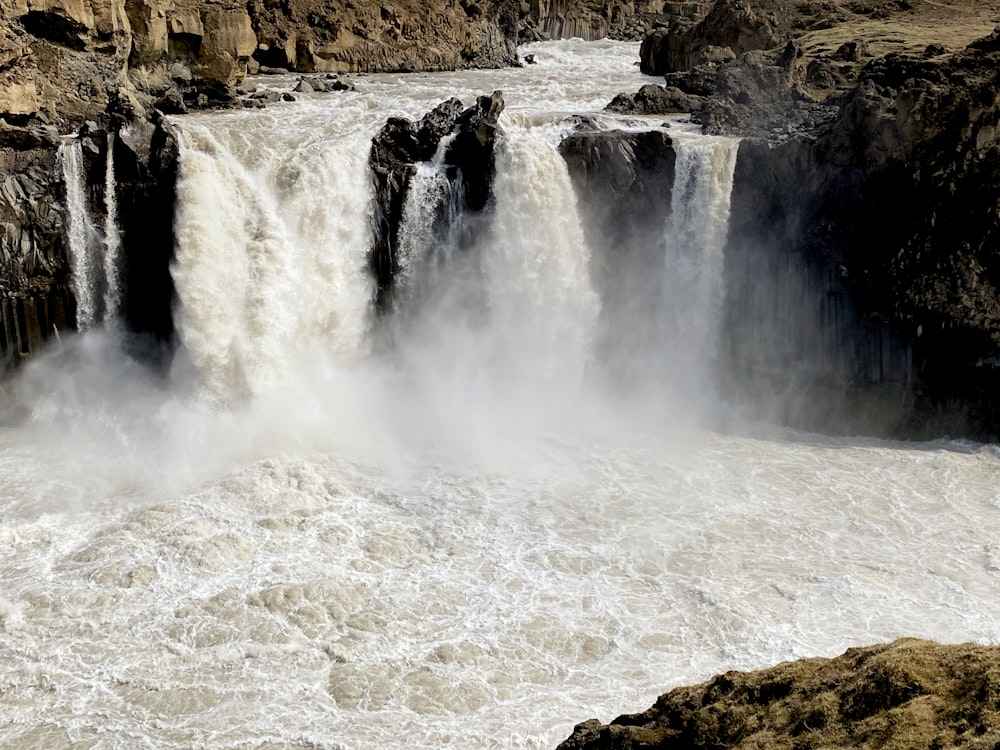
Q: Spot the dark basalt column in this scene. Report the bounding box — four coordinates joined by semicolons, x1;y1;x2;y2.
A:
368;91;505;308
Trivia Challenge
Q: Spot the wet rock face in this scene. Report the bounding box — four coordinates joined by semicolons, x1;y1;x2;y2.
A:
559;124;676;371
557;639;1000;750
0;124;73;363
368;91;505;307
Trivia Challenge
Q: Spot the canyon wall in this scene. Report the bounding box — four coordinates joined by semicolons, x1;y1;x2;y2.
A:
615;0;1000;437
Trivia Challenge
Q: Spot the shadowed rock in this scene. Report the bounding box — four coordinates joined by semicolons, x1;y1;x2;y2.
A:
369;91;505;306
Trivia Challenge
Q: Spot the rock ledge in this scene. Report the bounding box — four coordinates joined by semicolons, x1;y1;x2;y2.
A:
558;639;1000;750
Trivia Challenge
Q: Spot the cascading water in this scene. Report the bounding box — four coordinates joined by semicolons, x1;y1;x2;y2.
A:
103;131;123;324
60;138;102;330
482;123;600;387
59;135;125;331
6;40;1000;750
658;133;739;402
170;118;375;400
394;134;463;308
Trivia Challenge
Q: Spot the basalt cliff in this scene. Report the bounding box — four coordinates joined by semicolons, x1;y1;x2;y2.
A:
603;0;1000;437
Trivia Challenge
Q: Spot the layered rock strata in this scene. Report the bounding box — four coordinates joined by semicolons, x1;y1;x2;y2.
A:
519;0;711;43
558;639;1000;750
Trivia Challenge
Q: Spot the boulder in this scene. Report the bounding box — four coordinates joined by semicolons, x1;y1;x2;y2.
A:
641;0;792;74
606;83;702;114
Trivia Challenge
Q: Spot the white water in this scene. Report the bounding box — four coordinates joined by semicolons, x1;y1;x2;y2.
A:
59;135;125;331
103;132;124;325
60;139;102;330
5;40;1000;750
394;135;460;307
659;133;740;403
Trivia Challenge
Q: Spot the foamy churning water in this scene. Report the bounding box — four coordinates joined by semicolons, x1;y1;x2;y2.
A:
6;40;1000;750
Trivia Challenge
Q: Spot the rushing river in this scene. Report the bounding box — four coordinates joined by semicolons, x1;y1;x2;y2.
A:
3;40;1000;750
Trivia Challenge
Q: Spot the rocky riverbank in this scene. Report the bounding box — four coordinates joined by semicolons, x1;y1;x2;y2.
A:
558;639;1000;750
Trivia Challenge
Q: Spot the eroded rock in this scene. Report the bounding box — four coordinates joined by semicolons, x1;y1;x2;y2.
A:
557;640;1000;750
368;91;505;305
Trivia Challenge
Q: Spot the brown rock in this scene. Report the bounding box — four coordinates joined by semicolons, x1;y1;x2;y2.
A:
557;640;1000;750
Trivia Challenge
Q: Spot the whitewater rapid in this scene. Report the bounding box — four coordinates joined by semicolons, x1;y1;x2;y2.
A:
3;40;1000;750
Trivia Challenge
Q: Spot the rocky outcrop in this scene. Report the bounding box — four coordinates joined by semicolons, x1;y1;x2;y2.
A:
715;27;1000;437
559;123;676;372
518;0;711;43
613;0;1000;435
640;0;794;75
558;639;1000;750
605;83;702;115
369;91;504;306
0;122;72;363
520;0;634;42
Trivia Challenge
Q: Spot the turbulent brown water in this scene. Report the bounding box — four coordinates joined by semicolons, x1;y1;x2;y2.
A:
3;40;1000;750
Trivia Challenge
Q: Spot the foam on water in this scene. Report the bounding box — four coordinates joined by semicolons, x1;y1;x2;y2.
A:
4;40;1000;750
4;422;1000;749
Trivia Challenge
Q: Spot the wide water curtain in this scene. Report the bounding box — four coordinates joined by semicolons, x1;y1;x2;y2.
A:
171;120;374;401
484;126;600;388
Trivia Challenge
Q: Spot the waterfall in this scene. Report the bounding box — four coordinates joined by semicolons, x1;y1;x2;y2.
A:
60;138;102;330
103;131;123;325
658;134;739;399
59;135;126;332
170;120;375;400
394;134;462;307
483;125;600;386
